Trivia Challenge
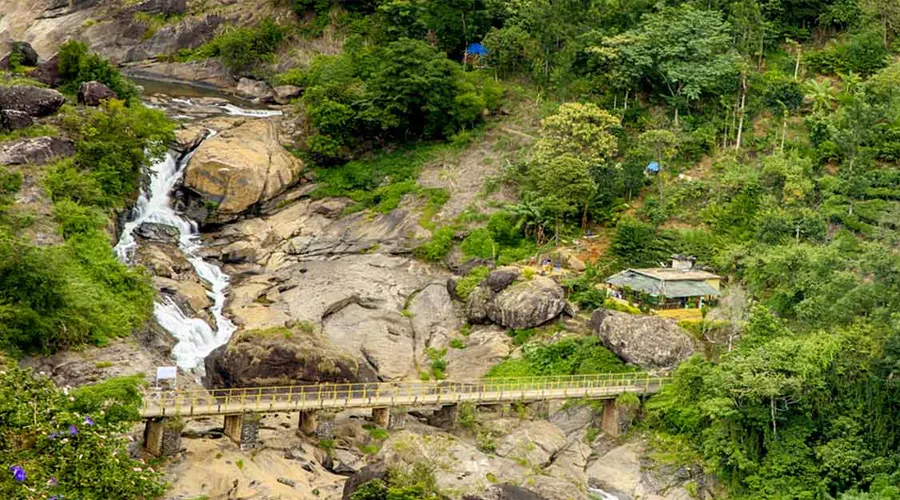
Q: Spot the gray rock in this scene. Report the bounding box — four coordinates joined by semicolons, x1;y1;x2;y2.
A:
272;85;302;104
590;309;695;369
276;477;296;488
123;0;186;15
1;110;33;131
342;463;389;500
0;137;75;166
0;86;65;117
0;41;39;68
466;285;494;324
77;81;118;106
135;222;180;244
486;266;520;293
30;55;62;88
447;276;460;300
486;277;566;329
235;78;273;102
125;14;224;63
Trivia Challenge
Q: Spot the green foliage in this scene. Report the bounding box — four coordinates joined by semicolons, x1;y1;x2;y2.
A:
807;30;890;77
68;375;146;425
414;226;456;262
449;338;466;349
460;228;496;259
58;41;138;101
454;266;490;301
487;337;634;378
425;347;448;380
611;217;672;268
603;298;642;315
0;367;165;499
183;20;286;72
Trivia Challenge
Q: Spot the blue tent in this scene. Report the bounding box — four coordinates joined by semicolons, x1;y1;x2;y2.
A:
646;161;660;174
466;43;489;56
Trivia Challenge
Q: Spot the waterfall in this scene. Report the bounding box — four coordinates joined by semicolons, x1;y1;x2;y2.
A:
114;130;236;370
588;487;621;500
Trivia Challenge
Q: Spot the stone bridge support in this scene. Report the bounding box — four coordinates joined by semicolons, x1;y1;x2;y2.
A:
143;418;184;457
224;413;260;450
298;410;318;436
429;404;459;429
372;407;389;428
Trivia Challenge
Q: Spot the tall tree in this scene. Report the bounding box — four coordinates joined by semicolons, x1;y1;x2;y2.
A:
620;4;739;125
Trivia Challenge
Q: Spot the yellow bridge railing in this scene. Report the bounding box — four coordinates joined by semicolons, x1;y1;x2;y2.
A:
141;372;670;418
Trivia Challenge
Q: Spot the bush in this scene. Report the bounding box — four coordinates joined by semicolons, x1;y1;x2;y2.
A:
460;228;497;259
58;41;138;101
455;266;491;301
414;226;456;262
807;31;889;77
487;337;633;377
0;367;165;499
603;298;642;315
187;20;286;72
611;217;672;268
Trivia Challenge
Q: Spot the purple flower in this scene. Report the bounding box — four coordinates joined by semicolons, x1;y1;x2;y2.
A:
84;416;94;427
68;425;78;436
48;432;59;440
8;465;25;482
47;476;58;487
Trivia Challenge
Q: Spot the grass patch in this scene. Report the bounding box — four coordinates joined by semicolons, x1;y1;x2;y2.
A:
454;266;491;301
486;337;635;378
0;124;58;143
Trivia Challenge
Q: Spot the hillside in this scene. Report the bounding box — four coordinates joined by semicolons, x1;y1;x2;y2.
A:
1;0;900;499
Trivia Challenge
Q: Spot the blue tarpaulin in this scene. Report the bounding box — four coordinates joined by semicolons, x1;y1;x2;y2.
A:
646;161;660;174
466;43;489;56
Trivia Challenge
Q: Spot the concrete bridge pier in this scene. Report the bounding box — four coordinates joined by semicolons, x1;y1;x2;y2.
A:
429;404;459;429
143;417;184;457
601;399;624;437
224;413;260;450
298;410;318;436
372;407;389;428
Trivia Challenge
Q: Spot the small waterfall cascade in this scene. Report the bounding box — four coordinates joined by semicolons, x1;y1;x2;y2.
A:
114;128;236;370
587;487;621;500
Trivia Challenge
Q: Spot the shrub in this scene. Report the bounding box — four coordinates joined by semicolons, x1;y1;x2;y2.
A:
461;228;497;260
187;20;286;73
611;217;672;268
0;366;165;499
449;338;466;349
487;337;633;377
455;266;491;301
807;30;889;77
603;298;642;315
58;41;138;101
414;227;456;262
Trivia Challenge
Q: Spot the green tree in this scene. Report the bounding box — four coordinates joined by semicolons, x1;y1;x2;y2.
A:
534;102;620;173
530;153;597;238
636;129;678;208
620;5;739;125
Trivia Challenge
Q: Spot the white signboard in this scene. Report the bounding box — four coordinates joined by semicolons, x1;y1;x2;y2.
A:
155;366;177;389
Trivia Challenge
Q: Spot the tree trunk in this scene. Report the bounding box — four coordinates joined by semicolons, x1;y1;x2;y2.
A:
794;46;802;80
780;118;787;152
673;106;679;127
581;200;590;232
735;73;747;152
624;89;629;111
657;164;665;208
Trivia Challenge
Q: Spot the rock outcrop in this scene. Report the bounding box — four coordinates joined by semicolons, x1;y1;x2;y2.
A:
30;55;63;88
0;137;75;166
1;109;33;131
486;277;567;329
273;85;302;104
235;77;274;102
0;41;39;68
204;325;376;388
77;81;117;106
590;309;695;369
124;15;224;63
184;119;303;222
0;86;65;117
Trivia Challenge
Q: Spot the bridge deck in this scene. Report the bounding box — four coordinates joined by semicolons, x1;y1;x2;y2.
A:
141;373;669;418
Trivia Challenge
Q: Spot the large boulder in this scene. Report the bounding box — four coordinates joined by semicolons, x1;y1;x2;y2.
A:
77;81;118;106
0;110;33;131
0;42;40;68
486;266;520;293
590;309;695;369
341;463;389;500
272;85;302;104
0;86;65;117
30;55;63;88
204;324;376;388
123;0;186;15
0;137;75;166
235;78;274;102
184;119;303;222
466;285;494;324
486;277;567;329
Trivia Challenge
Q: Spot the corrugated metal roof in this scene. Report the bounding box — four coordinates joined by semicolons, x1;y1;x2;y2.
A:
605;269;719;298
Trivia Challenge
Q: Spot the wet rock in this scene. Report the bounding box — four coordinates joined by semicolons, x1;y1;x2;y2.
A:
30;55;63;88
0;137;75;166
135;222;180;244
590;309;695;369
486;277;567;329
272;85;302;104
0;41;40;68
235;78;274;102
203;324;376;389
1;110;33;131
184;119;303;222
77;81;118;106
0;86;65;117
486;266;520;293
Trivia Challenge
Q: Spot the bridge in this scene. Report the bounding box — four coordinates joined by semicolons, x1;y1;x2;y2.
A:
140;372;670;456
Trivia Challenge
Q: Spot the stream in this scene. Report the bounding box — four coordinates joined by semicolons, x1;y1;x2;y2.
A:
114;90;281;370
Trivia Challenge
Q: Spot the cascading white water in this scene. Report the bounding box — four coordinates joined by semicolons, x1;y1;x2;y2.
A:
587;488;621;500
114;130;236;370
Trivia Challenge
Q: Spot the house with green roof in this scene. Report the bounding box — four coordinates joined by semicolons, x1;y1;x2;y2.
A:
604;255;721;310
